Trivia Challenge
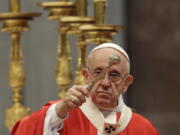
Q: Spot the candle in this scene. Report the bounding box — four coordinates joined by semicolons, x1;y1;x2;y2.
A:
94;0;106;24
76;0;87;16
9;0;20;13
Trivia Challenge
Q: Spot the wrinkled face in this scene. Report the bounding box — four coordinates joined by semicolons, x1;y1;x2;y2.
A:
83;48;133;110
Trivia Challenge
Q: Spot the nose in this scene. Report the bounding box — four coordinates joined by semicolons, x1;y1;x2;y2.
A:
100;73;111;90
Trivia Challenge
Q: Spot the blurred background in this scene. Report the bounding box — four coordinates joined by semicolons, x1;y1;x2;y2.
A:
0;0;180;134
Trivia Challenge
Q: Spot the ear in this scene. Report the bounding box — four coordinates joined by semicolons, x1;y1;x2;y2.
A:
82;68;90;80
122;74;134;93
126;74;134;86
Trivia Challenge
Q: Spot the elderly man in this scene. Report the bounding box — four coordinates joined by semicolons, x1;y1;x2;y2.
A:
11;43;159;135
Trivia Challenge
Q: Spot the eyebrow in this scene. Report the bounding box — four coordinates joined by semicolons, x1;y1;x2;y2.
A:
94;67;103;70
92;67;123;75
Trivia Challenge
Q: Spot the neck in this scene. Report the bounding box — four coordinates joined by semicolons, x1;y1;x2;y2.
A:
100;109;112;117
98;106;116;111
96;100;118;111
96;95;124;112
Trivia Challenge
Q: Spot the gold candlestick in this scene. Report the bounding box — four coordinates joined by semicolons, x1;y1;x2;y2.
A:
5;32;30;130
59;0;92;85
39;0;76;98
75;0;87;17
56;24;72;98
74;35;86;84
78;0;121;45
38;1;76;20
94;0;106;24
79;24;120;44
60;16;94;85
73;0;87;84
0;0;40;130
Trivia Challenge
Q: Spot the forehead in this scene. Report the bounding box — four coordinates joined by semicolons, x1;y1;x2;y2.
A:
88;48;126;69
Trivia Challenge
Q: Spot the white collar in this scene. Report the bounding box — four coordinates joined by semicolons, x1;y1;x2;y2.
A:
114;95;125;112
80;97;132;135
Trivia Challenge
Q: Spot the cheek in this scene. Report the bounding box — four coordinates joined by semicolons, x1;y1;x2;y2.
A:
86;74;91;82
112;84;123;97
89;90;96;97
89;84;99;97
89;90;99;104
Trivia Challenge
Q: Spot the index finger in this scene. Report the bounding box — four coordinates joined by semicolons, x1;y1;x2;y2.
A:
73;85;89;97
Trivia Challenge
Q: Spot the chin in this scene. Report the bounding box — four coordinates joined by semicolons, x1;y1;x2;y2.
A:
96;97;111;107
93;95;117;110
91;93;113;108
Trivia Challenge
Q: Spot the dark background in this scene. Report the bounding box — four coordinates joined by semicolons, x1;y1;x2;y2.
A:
127;0;180;134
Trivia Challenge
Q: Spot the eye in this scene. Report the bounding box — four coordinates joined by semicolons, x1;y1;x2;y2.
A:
94;69;102;75
109;71;121;82
109;72;119;77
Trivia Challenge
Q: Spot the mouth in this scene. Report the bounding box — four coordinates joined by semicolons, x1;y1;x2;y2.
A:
97;91;112;97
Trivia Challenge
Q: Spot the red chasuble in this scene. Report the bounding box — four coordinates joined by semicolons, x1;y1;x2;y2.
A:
11;101;160;135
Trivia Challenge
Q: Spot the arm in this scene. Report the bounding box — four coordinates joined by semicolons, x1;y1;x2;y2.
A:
43;103;67;135
43;85;89;135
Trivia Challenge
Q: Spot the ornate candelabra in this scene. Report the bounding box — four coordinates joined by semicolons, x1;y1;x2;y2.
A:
0;0;40;130
60;16;94;85
59;0;94;85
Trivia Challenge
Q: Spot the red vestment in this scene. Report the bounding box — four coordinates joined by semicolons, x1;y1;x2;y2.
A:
11;101;160;135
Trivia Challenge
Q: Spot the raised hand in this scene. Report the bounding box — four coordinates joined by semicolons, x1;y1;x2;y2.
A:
55;85;89;118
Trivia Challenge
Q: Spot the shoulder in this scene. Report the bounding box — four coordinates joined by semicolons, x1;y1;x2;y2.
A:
22;100;59;122
131;112;154;125
126;112;160;134
21;100;59;122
